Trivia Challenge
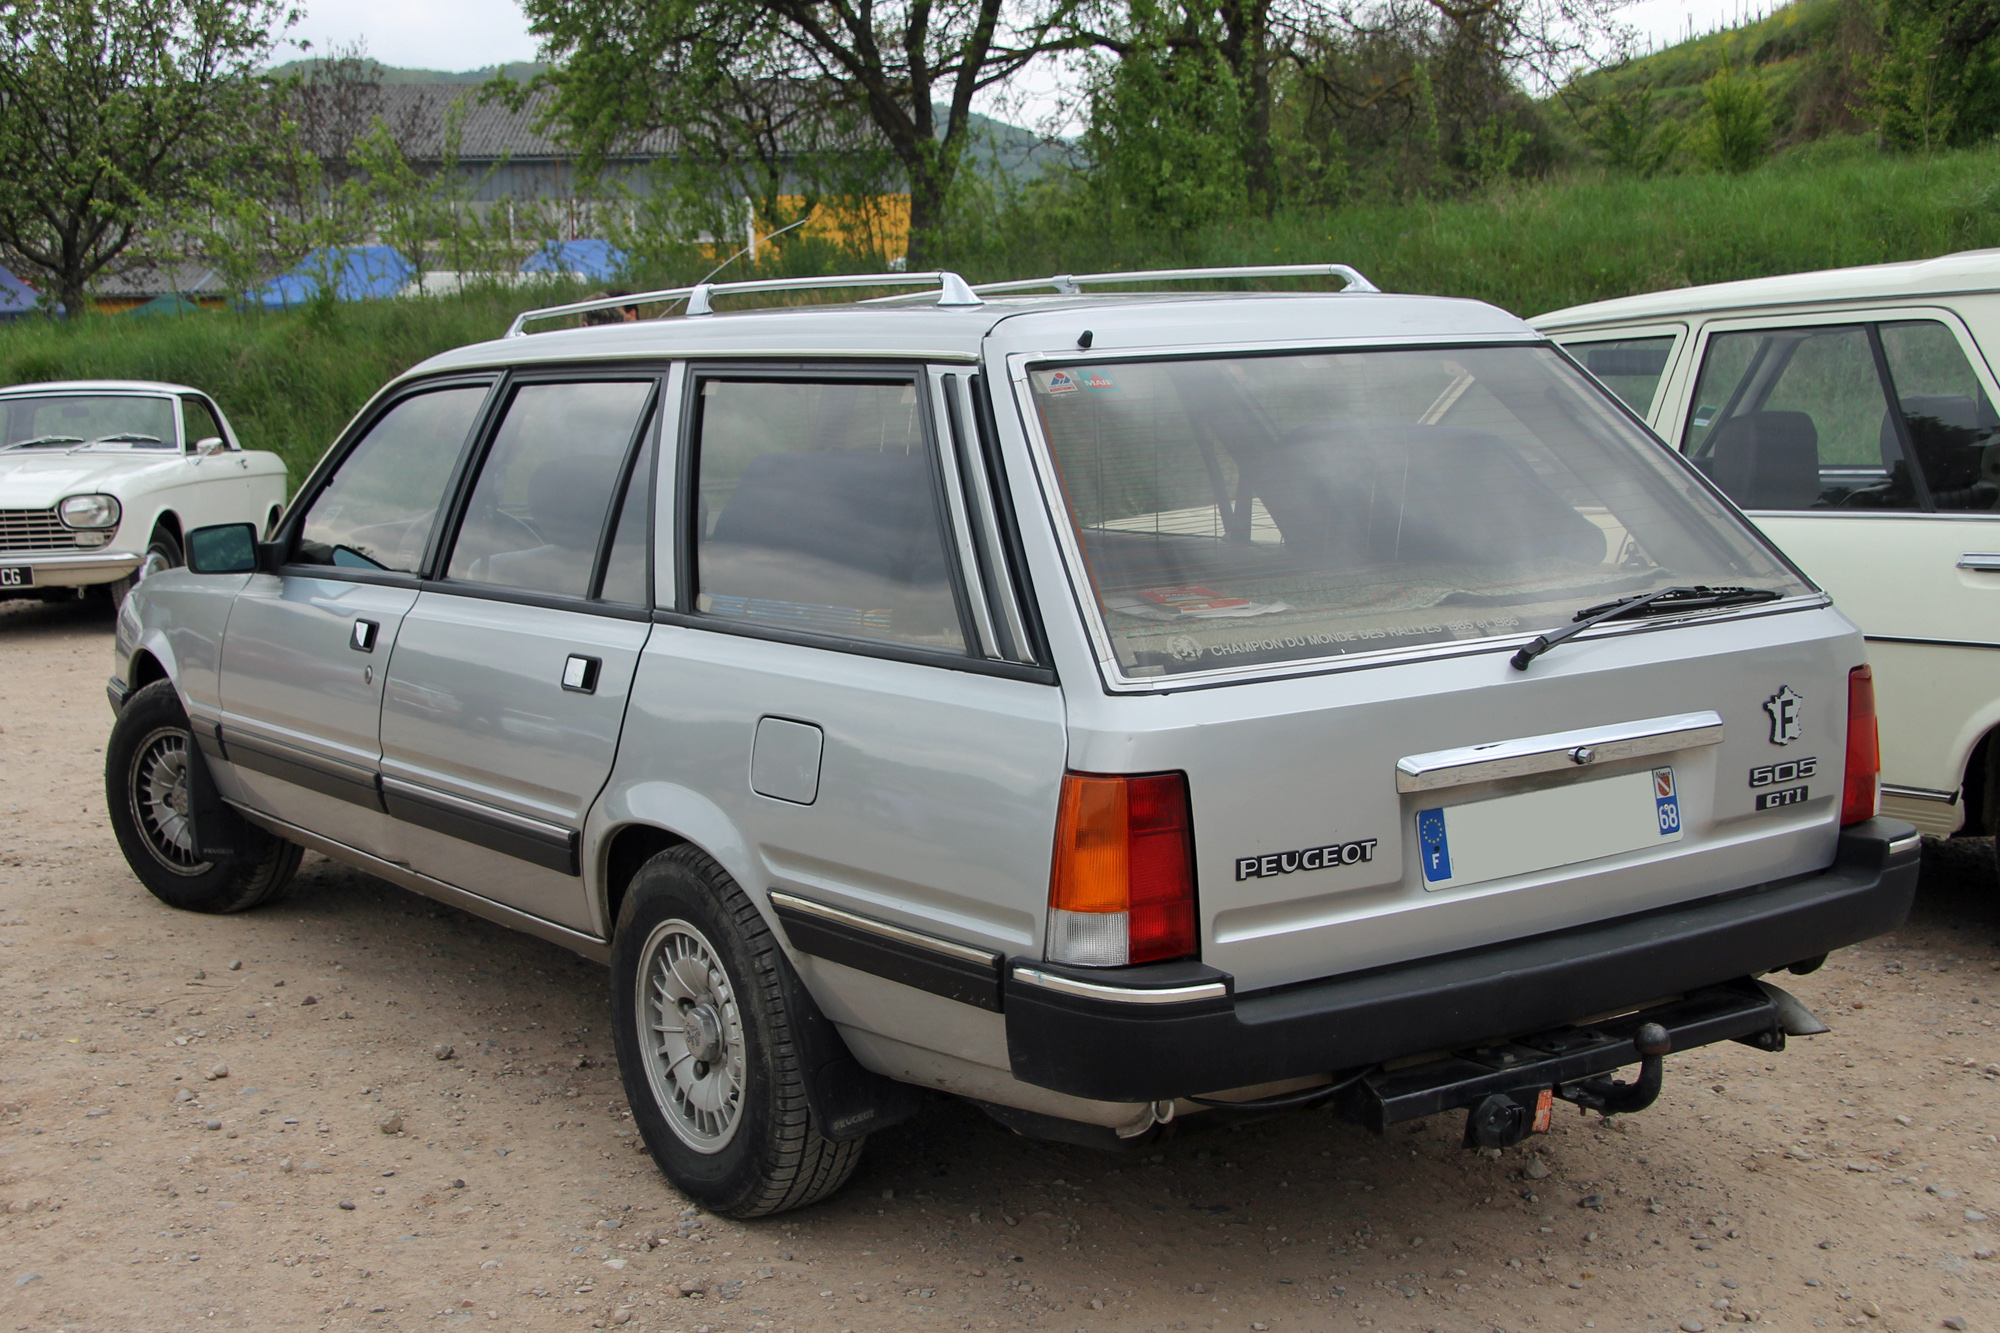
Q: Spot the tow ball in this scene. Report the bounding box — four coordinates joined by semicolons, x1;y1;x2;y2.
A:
1460;1022;1674;1149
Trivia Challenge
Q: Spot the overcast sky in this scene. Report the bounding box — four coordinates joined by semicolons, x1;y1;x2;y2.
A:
288;0;1785;91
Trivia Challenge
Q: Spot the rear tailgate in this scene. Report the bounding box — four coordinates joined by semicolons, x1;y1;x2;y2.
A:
1061;605;1861;994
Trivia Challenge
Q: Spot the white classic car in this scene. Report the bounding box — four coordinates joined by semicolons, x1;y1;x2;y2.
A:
1533;251;2000;855
0;380;288;607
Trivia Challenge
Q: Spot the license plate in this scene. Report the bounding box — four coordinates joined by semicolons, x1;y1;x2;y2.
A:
0;565;32;589
1417;766;1682;891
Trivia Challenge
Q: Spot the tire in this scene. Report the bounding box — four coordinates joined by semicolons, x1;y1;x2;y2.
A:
611;846;863;1218
106;530;183;612
105;679;302;913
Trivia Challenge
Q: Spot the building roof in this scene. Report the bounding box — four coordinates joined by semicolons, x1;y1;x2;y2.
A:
342;83;676;162
91;263;229;301
1532;249;2000;330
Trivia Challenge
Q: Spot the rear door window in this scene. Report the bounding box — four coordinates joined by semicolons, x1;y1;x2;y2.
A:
690;377;967;653
1566;335;1676;416
446;380;656;599
295;385;489;574
1684;320;2000;512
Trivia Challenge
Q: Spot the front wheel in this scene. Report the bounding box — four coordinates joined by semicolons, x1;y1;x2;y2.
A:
105;680;300;912
104;530;184;611
611;846;862;1217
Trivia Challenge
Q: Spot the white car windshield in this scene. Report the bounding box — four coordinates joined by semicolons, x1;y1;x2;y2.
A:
1027;345;1810;678
1;395;176;449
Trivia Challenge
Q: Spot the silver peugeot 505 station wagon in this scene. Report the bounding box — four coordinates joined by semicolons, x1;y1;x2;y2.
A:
104;266;1919;1218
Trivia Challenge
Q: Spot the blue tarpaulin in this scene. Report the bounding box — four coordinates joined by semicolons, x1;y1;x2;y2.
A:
519;240;626;283
244;246;414;309
0;265;41;318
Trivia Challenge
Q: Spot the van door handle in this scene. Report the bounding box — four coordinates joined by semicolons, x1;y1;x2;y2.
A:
1957;553;2000;572
561;655;601;694
350;619;379;652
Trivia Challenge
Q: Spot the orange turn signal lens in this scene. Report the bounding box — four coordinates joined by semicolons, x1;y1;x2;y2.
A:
1048;771;1197;966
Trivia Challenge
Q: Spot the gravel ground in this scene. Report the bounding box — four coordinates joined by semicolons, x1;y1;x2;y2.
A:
2;594;1996;1333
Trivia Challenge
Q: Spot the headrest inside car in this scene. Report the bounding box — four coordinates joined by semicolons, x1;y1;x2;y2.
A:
1704;410;1821;510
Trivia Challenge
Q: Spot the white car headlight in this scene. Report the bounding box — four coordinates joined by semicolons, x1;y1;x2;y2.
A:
58;493;121;529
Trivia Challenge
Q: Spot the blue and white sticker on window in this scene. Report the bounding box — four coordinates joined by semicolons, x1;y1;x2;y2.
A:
1652;766;1681;837
1039;370;1080;394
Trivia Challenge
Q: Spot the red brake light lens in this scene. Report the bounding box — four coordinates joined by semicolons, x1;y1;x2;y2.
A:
1048;771;1197;965
1841;665;1879;827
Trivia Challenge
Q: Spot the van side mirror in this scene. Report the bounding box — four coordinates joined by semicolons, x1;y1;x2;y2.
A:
185;522;262;574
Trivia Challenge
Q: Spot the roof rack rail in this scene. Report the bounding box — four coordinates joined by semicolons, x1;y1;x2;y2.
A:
503;270;982;337
968;263;1379;296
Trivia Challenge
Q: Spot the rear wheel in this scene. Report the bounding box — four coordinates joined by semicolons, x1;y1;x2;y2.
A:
105;680;300;912
611;846;862;1217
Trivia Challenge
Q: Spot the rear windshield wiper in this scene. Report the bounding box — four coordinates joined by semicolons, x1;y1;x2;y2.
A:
1511;585;1783;671
2;435;83;450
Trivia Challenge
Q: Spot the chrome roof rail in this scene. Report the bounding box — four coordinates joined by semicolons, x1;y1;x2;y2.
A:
503;270;982;337
969;263;1380;296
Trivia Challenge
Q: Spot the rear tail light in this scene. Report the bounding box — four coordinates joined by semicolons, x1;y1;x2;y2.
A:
1841;665;1880;826
1047;771;1197;966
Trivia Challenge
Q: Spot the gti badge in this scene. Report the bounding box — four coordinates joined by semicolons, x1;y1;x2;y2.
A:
1764;685;1804;746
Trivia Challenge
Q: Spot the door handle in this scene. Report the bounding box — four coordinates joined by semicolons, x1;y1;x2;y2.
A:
350;619;380;652
1957;553;2000;572
561;655;601;694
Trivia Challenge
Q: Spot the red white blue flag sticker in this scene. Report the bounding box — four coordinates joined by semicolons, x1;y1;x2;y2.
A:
1653;766;1681;835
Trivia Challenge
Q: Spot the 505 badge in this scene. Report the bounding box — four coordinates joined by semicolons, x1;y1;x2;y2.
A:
1749;757;1817;788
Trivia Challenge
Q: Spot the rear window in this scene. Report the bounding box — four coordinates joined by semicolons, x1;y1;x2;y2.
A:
1027;346;1807;679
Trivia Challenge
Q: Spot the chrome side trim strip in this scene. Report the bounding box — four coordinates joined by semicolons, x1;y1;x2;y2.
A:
1887;831;1923;856
1396;711;1725;794
1011;965;1229;1005
769;891;998;968
229;804;609;963
1881;783;1957;804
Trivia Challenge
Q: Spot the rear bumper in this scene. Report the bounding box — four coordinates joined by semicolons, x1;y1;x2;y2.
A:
1004;818;1920;1103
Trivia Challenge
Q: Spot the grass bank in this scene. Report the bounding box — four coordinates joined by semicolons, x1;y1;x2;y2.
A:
6;142;1999;483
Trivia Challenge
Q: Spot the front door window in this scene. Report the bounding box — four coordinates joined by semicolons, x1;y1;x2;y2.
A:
1684;320;2000;512
295;387;489;571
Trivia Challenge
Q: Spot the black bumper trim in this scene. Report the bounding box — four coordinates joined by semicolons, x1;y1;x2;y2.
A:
381;782;579;877
1004;819;1919;1103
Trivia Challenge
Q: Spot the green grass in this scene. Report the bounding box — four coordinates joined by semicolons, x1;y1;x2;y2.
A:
0;285;580;483
7;141;2000;484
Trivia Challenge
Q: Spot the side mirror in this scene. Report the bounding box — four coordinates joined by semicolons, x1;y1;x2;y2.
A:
185;522;262;574
194;436;227;456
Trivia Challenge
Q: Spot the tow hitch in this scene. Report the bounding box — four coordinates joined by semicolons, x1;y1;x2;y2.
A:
1335;979;1805;1148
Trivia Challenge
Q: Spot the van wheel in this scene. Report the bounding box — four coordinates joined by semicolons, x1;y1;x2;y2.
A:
611;846;863;1217
105;680;301;912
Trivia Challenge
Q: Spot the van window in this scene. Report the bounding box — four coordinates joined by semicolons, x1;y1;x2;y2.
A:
1028;347;1804;678
1566;336;1675;416
296;386;489;574
1879;321;2000;511
692;378;966;653
447;381;654;598
1685;321;2000;512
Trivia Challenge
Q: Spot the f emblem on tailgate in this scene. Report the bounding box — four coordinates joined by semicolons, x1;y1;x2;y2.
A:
1764;685;1803;746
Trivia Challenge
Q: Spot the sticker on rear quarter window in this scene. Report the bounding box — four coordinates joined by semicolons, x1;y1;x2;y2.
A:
1416;808;1453;884
1652;767;1681;836
1041;370;1079;393
1084;370;1117;391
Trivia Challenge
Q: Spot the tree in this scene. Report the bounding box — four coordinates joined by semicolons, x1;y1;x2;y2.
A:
1696;64;1769;174
515;0;1092;265
1872;0;2000;151
0;0;291;314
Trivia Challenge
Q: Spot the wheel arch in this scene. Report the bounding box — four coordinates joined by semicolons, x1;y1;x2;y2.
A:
126;647;170;695
150;508;183;547
1957;723;2000;836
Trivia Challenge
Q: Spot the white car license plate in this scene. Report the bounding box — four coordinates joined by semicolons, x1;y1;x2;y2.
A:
0;565;32;589
1416;767;1682;891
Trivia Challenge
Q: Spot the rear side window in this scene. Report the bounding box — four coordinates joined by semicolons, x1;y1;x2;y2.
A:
1027;347;1804;679
296;386;489;574
446;380;655;598
1685;321;1999;512
1566;336;1675;416
691;378;966;653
